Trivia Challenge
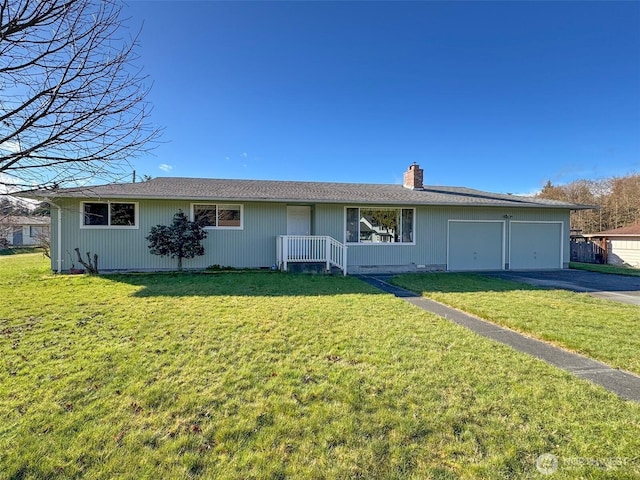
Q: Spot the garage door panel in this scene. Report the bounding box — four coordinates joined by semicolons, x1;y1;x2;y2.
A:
510;222;561;270
448;222;504;271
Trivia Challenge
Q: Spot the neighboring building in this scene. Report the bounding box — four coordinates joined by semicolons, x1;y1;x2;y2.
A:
0;216;51;247
23;164;589;274
585;223;640;268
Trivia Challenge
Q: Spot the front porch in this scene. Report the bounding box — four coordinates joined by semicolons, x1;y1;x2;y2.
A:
276;235;347;275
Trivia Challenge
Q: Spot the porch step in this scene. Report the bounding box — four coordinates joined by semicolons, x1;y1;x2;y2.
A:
285;262;344;275
277;235;347;275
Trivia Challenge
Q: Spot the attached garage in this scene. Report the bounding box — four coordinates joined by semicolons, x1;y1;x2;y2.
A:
509;221;562;270
448;221;505;271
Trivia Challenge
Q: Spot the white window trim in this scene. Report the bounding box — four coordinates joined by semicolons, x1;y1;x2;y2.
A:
190;203;244;230
344;206;416;246
80;201;139;229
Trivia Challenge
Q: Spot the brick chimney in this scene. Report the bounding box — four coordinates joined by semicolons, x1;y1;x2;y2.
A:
403;162;424;190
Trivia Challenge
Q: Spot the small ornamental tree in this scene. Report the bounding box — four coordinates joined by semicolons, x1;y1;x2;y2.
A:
146;210;207;271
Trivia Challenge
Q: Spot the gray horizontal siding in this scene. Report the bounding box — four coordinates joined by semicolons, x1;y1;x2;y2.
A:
54;199;286;271
314;204;344;239
342;206;570;269
51;199;571;272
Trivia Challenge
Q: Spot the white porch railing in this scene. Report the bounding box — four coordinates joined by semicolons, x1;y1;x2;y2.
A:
277;235;347;275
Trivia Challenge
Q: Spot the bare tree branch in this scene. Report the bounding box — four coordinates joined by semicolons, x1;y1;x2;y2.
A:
0;0;161;189
538;174;640;233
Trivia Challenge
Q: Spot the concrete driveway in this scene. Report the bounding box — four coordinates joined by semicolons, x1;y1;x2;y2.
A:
483;270;640;306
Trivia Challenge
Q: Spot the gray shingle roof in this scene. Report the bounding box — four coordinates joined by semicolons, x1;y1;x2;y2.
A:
28;177;589;209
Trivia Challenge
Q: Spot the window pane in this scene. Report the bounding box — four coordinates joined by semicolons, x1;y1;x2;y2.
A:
402;209;414;243
346;208;414;243
194;204;216;227
84;203;108;225
111;203;135;226
346;208;359;243
360;208;398;243
218;204;241;227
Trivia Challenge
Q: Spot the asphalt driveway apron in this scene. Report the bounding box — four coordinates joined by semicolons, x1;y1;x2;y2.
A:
483;270;640;306
356;275;640;403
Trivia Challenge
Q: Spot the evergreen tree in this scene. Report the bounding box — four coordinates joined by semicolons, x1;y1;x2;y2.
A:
146;210;207;271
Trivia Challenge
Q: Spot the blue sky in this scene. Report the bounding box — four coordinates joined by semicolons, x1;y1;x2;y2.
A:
125;1;640;194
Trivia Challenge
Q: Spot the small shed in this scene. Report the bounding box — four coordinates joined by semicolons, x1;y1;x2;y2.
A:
585;223;640;268
0;216;51;247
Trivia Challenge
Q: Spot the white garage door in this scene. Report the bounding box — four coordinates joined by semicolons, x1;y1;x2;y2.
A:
448;221;504;271
510;222;562;270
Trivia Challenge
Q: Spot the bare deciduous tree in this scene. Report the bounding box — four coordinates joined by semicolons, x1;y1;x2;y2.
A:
538;174;640;233
0;0;160;190
34;227;50;257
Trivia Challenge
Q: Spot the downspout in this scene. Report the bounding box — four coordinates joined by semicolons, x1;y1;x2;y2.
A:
45;197;63;273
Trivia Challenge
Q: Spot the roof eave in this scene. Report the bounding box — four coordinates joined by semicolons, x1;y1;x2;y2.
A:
572;204;600;211
30;192;583;209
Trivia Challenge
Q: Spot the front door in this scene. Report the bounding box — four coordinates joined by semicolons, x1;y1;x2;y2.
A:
287;206;311;235
287;206;311;260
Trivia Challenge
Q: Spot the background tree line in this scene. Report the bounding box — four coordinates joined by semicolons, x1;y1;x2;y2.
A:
536;173;640;234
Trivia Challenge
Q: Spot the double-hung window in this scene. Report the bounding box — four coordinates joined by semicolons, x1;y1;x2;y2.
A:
192;204;242;229
82;202;137;228
29;226;45;237
346;207;414;244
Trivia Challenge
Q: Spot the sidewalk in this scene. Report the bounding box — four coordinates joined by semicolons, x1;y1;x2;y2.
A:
356;275;640;403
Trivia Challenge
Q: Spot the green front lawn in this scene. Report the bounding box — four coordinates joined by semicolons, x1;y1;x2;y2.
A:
570;261;640;277
1;255;639;479
391;273;640;376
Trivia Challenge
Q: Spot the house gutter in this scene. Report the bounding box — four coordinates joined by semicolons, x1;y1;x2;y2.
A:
44;197;63;274
46;193;592;210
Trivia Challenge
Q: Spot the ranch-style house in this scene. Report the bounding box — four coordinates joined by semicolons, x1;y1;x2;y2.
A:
26;163;589;274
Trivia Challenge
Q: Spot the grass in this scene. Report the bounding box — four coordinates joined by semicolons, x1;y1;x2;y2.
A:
391;273;640;376
570;261;640;277
0;254;639;479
